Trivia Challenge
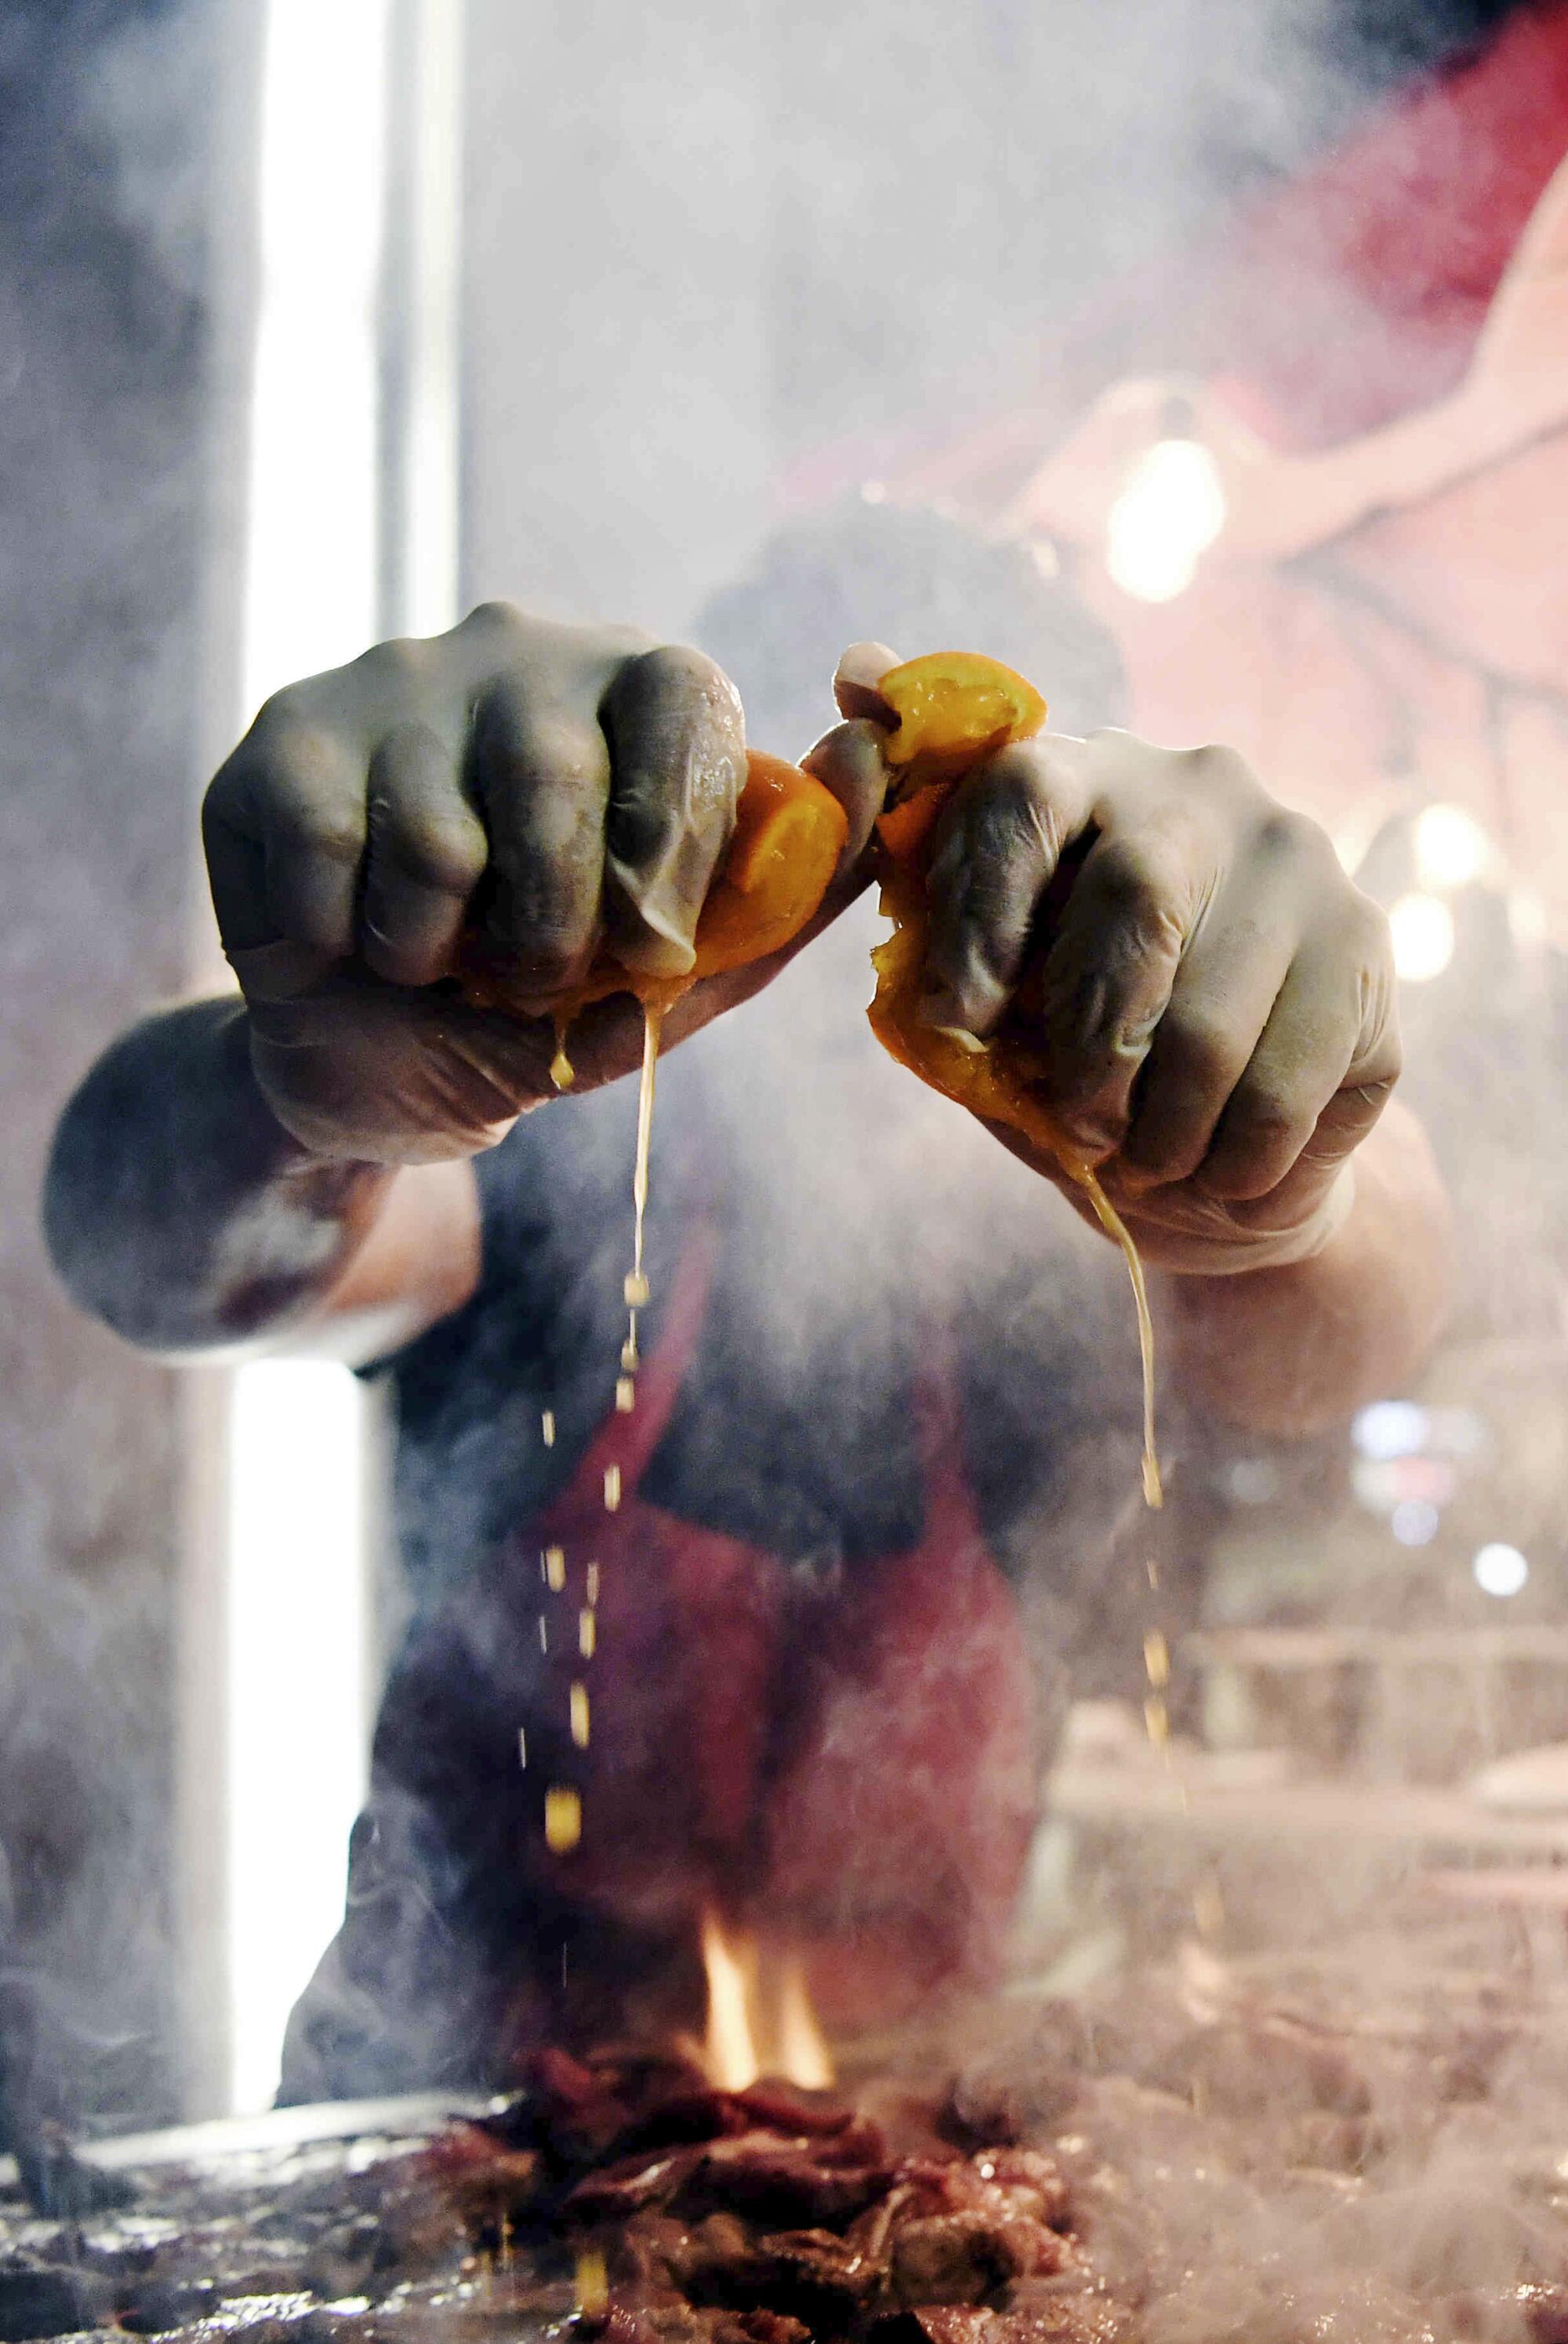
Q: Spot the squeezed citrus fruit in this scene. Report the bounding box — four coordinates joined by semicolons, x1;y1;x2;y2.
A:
862;652;1077;1168
460;748;848;1030
862;650;1161;1508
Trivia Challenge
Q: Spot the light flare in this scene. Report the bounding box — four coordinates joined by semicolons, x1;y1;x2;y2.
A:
1105;436;1227;603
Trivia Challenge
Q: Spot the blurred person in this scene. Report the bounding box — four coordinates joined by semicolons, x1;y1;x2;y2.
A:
43;503;1449;2097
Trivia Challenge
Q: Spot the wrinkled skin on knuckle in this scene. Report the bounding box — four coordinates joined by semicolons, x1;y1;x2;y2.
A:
264;737;368;866
1160;1004;1249;1099
1094;835;1192;964
373;797;485;899
1203;1079;1307;1198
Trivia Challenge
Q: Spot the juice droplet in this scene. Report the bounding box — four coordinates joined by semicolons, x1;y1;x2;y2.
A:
1144;1693;1169;1749
569;1682;590;1747
517;1728;527;1770
1144;1629;1170;1688
615;1376;636;1413
541;1409;556;1448
544;1544;566;1593
549;1017;575;1092
538;1615;549;1654
586;1562;601;1606
620;1337;640;1375
1073;1165;1161;1511
603;1464;621;1513
1192;1874;1226;1941
579;1607;597;1659
545;1786;582;1854
574;2248;608;2317
623;1270;652;1309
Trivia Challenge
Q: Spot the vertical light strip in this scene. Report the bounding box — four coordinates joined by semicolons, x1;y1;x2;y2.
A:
226;1364;372;2113
386;0;466;638
227;0;390;2116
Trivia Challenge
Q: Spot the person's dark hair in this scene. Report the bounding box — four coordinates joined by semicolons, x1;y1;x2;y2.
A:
695;497;1127;758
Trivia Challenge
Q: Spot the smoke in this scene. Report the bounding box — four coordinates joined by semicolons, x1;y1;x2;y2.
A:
2;0;218;2138
13;0;1564;2186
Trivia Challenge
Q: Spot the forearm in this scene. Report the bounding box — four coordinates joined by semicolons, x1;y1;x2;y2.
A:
43;996;395;1356
1162;1101;1452;1438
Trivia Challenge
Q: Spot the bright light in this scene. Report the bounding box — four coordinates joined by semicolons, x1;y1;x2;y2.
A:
242;0;390;713
1391;1499;1440;1547
1473;1542;1530;1598
227;1363;371;2113
224;0;391;2115
1414;804;1489;892
1352;1399;1428;1460
387;0;465;638
1105;438;1228;603
1389;892;1456;983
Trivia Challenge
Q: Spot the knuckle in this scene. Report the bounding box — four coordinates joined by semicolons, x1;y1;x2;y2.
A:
460;597;526;640
265;743;366;863
485;705;601;793
251;680;310;740
1095;835;1186;932
1252;805;1334;871
964;768;1051;866
985;740;1047;792
201;751;248;827
1225;1074;1300;1154
381;808;485;896
1185;740;1255;787
623;641;743;729
354;634;425;689
1163;1005;1244;1089
285;798;368;866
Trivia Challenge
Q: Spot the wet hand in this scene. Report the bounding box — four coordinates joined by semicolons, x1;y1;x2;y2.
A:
927;729;1399;1271
811;683;1399;1275
202;605;869;1162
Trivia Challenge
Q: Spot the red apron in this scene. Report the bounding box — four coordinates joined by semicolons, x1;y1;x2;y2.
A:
517;1230;1042;2033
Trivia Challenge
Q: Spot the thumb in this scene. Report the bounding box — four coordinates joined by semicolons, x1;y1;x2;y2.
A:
833;639;902;723
802;720;892;877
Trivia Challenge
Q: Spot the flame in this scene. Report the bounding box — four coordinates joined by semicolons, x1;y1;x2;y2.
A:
696;1906;834;2091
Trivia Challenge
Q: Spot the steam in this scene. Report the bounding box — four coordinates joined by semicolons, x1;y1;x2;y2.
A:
13;0;1552;2187
2;0;215;2144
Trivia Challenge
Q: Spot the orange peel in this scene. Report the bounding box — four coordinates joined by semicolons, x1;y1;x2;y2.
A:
459;748;848;1036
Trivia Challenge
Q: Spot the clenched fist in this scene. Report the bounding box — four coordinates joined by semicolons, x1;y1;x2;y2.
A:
202;605;869;1163
812;662;1401;1276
